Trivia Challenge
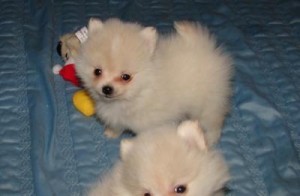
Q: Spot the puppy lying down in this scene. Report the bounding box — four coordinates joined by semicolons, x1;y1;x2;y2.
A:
88;120;229;196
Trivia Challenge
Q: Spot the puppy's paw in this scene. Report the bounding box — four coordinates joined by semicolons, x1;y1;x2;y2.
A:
104;127;121;138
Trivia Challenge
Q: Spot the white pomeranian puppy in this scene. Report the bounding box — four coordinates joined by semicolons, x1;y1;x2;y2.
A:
76;18;232;145
88;120;230;196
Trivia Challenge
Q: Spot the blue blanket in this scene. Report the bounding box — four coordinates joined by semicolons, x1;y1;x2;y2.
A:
0;0;299;195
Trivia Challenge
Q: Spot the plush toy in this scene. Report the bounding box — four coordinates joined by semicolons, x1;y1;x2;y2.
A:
53;55;80;87
73;89;95;116
54;29;95;116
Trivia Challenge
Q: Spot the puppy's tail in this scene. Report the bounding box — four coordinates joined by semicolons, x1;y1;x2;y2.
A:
174;21;215;47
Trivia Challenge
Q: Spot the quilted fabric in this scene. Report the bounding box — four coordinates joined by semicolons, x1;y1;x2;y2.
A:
0;0;299;195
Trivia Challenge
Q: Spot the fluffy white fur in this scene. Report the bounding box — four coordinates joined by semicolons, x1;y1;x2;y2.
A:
88;120;230;196
76;18;232;145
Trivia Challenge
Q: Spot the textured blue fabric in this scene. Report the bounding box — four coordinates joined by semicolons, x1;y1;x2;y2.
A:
0;0;299;195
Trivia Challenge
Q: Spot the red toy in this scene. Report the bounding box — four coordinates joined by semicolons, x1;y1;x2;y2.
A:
53;59;80;87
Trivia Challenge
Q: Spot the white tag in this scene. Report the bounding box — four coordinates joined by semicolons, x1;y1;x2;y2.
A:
75;26;88;43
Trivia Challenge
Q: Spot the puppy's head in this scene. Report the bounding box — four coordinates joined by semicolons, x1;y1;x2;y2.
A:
76;18;157;101
120;121;230;196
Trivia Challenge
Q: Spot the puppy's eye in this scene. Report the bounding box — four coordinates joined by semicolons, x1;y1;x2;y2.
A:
94;68;102;76
144;193;151;196
121;74;131;81
174;185;187;194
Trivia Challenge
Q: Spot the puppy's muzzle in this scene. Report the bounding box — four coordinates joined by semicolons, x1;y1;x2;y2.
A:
102;85;114;96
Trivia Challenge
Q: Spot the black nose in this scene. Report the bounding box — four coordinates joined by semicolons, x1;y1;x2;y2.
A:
102;85;114;95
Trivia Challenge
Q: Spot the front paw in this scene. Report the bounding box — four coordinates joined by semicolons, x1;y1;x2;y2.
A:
104;127;121;138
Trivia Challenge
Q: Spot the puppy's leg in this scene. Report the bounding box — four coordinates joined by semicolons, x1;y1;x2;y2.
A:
200;108;227;147
103;126;123;138
192;103;228;146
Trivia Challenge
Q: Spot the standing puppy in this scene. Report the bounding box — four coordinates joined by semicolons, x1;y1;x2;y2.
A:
76;18;232;145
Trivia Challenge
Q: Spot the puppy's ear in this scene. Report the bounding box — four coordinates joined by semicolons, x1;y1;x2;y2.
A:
120;139;134;160
177;120;208;151
88;18;103;34
140;27;157;55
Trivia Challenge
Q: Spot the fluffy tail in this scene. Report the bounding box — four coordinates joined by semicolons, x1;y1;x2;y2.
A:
174;21;215;47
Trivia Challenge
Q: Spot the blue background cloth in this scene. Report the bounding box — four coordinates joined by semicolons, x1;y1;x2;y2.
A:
0;0;299;195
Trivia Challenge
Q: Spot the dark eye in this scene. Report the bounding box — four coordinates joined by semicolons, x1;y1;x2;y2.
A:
121;74;131;81
94;68;102;76
175;185;187;194
144;193;151;196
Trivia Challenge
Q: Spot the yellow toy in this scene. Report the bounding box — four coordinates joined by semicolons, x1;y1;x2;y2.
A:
54;28;95;116
73;90;95;116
